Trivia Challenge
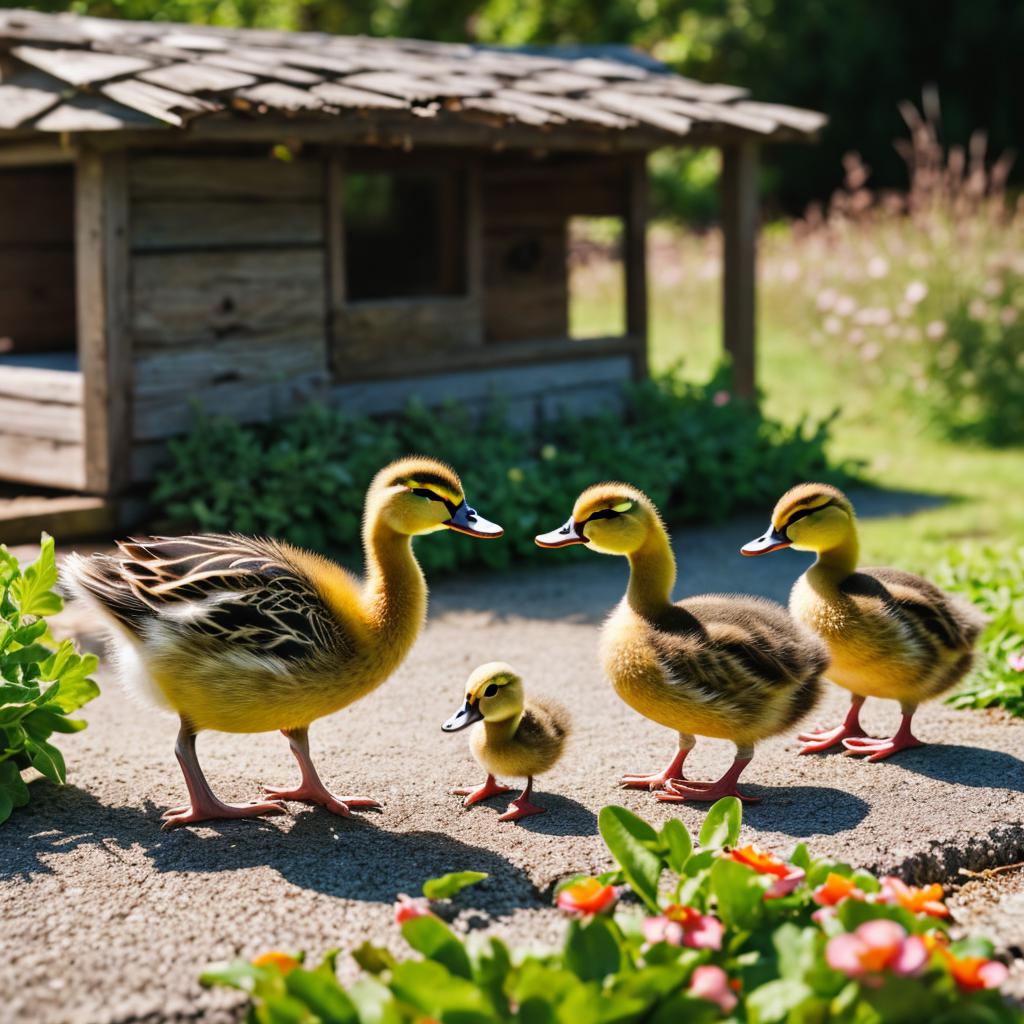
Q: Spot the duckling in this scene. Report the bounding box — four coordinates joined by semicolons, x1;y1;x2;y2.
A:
441;662;570;822
742;483;987;760
536;484;828;802
64;456;502;829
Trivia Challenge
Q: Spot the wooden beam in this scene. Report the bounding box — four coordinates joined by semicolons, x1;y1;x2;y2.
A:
76;148;132;495
0;138;75;166
325;149;345;377
624;152;649;380
720;141;759;398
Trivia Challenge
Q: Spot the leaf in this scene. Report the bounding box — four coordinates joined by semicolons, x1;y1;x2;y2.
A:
52;675;100;714
23;708;87;737
347;978;402;1024
351;942;396;975
284;968;357;1023
698;796;742;849
25;737;66;784
746;978;814;1024
0;761;29;808
199;959;266;992
422;870;488;900
709;856;766;930
11;535;62;617
5;643;53;667
598;805;663;912
400;915;472;979
659;818;693;873
563;917;622;983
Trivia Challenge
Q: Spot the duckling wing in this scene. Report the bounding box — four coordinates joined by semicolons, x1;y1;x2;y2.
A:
74;535;354;665
845;568;987;653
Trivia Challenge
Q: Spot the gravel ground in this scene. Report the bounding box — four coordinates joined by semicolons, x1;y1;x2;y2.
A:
2;490;1023;1023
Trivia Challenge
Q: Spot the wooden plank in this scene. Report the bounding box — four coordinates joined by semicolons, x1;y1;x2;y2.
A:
102;79;213;126
0;140;75;167
0;434;86;490
733;100;826;135
339;71;471;101
657;96;777;134
493;89;633;129
0;69;66;129
624;153;649;379
311;82;405;110
35;95;158;133
720;141;759;398
129;154;322;200
461;95;562;127
199;53;321;86
481;158;626;222
138;62;257;93
130;198;322;250
0;166;73;244
0;492;114;546
518;70;607;94
0;364;82;403
590;90;691;137
325;150;345;323
0;395;83;442
132;248;324;346
76;148;132;496
11;46;154;86
237;81;327;111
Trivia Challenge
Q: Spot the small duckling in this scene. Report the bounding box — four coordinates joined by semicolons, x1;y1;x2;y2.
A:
442;662;570;822
65;456;502;828
536;484;828;802
742;483;987;760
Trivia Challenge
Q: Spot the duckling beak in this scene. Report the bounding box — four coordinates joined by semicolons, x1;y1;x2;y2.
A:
741;524;791;556
535;517;587;548
442;698;484;732
445;500;503;539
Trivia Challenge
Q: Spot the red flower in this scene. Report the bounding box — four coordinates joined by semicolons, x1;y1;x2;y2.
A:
729;845;805;899
643;905;724;950
394;893;434;924
556;877;618;917
880;877;948;918
938;947;1008;992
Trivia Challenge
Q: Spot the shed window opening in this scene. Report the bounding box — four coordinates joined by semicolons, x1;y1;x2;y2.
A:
344;167;466;302
568;216;626;340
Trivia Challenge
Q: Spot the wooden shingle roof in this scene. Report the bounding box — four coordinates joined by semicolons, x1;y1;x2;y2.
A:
0;9;826;147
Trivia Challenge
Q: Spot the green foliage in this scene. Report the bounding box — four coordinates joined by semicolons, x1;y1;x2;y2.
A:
422;870;489;900
0;536;100;824
935;545;1024;719
153;367;854;575
203;799;1021;1023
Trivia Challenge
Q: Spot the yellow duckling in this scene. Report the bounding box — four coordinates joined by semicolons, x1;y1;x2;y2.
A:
65;456;502;829
441;662;570;822
742;483;987;760
536;484;828;802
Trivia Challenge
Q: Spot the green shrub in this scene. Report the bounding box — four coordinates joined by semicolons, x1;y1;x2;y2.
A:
202;798;1020;1023
154;366;855;574
0;536;100;824
935;545;1024;719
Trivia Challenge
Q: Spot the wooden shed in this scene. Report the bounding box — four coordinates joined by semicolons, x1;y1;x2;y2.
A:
0;9;824;504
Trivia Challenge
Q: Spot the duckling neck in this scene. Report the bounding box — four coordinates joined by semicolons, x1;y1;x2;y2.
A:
625;525;676;619
362;518;427;649
808;531;860;587
484;713;523;743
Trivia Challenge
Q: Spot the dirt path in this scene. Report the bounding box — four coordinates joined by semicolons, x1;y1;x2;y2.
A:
3;491;1023;1023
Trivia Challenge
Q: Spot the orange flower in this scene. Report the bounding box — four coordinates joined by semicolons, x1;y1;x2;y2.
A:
813;872;864;907
937;947;1008;992
252;951;300;975
880;877;948;918
729;845;805;898
556;876;618;916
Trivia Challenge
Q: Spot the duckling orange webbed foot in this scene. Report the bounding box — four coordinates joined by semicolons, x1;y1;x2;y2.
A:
798;697;867;754
452;773;512;807
497;778;546;822
264;727;381;817
620;746;691;790
843;711;923;762
657;757;761;803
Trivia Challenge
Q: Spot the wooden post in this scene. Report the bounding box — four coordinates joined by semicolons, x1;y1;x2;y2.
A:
325;150;346;377
76;148;131;495
720;141;759;398
624;153;649;379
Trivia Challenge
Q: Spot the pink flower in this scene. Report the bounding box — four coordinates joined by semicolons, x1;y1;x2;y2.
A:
688;965;738;1013
394;893;434;924
643;905;724;951
1008;652;1024;673
827;920;928;985
556;877;618;917
712;390;731;407
939;946;1009;992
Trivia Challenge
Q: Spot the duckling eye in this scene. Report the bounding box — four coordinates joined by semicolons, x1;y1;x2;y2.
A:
587;508;621;522
410;488;459;515
483;683;499;697
784;500;835;530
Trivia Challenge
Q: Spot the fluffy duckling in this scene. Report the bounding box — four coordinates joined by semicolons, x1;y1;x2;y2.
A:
441;662;570;822
536;484;828;802
65;456;502;829
742;483;987;760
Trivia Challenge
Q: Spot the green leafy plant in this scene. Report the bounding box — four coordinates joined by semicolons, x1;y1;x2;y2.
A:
202;800;1019;1023
0;536;100;823
154;366;856;576
934;544;1024;719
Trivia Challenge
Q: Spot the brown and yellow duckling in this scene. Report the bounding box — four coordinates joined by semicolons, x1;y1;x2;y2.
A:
742;483;987;760
536;484;828;802
442;662;570;822
65;456;502;829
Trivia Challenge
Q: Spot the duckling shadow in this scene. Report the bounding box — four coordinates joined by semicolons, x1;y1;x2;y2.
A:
740;785;871;838
462;792;598;837
1;785;536;916
876;744;1024;792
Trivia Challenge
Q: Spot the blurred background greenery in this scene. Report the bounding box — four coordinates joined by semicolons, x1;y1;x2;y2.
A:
9;0;1023;216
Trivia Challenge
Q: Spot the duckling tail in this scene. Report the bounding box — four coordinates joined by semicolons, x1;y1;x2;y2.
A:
63;552;151;637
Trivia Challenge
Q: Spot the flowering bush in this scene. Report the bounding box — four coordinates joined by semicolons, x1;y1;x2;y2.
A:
796;95;1024;446
202;799;1018;1023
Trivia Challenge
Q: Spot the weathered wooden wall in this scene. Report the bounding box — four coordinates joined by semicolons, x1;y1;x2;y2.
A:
127;153;328;479
0;166;76;354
